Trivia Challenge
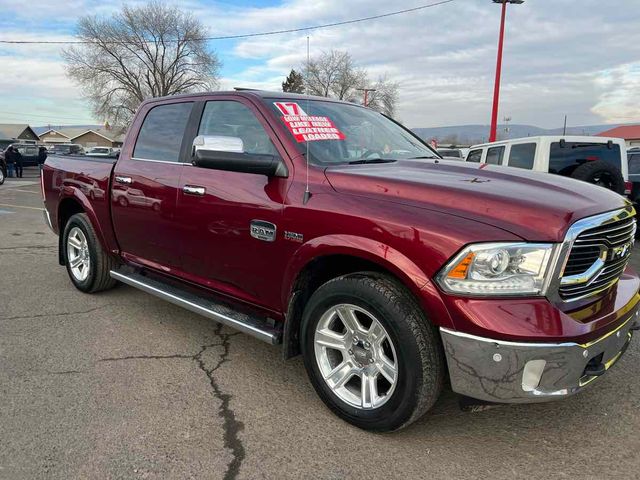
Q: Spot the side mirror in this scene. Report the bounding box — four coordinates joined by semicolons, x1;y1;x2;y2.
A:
192;135;288;178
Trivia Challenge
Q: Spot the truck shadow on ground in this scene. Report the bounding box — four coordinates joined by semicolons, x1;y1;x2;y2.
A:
105;282;639;448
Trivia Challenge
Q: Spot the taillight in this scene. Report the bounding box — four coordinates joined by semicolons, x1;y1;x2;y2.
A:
624;181;632;196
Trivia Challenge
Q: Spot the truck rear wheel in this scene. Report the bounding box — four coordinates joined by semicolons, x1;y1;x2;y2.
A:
301;272;444;431
63;213;117;293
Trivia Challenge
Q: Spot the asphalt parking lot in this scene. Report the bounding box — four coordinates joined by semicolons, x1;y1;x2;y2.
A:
1;167;639;480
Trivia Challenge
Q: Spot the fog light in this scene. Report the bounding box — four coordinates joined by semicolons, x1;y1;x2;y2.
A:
522;359;546;392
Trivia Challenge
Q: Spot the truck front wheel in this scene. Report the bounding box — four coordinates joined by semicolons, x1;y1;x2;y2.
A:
301;272;444;431
63;213;117;293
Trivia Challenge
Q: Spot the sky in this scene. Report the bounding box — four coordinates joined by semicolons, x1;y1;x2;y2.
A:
0;0;639;129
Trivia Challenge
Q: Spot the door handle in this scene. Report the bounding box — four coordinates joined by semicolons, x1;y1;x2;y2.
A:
183;185;206;196
115;176;133;185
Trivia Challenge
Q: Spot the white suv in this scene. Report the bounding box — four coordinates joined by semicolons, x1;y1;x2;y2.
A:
466;136;630;195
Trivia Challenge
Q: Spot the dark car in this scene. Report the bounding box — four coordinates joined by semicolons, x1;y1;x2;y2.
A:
1;144;41;167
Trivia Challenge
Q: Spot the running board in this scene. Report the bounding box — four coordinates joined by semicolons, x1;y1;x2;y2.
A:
110;269;282;345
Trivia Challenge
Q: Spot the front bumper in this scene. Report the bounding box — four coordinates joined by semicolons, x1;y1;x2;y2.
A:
441;304;639;403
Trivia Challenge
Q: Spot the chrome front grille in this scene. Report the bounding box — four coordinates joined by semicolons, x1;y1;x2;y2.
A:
559;212;636;301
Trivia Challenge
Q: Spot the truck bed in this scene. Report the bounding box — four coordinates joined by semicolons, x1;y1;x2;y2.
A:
42;154;118;248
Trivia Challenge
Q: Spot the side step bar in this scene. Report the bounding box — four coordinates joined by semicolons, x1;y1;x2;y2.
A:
110;269;282;345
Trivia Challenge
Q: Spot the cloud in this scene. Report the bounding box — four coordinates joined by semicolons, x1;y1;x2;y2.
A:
0;0;639;128
592;63;640;124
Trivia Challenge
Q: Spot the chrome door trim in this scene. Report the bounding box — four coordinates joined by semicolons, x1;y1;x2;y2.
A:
130;157;188;165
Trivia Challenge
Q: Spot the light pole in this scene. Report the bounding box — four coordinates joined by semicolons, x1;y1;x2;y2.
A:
489;0;523;143
357;88;377;107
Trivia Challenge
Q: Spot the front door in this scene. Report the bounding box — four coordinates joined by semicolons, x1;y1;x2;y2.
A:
176;98;291;309
111;101;193;273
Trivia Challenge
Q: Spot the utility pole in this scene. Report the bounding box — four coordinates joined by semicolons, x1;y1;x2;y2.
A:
357;88;377;107
563;115;567;136
503;116;512;138
489;0;524;143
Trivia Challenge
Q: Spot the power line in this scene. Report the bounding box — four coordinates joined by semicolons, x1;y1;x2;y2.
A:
0;1;454;45
0;110;95;121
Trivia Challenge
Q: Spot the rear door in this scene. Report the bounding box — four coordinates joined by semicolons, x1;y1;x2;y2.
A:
175;97;291;309
111;100;194;273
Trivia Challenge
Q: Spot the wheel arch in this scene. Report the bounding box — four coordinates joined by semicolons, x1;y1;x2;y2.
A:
57;192;112;266
281;235;450;359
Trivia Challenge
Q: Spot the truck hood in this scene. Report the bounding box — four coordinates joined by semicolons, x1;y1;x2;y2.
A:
324;159;629;242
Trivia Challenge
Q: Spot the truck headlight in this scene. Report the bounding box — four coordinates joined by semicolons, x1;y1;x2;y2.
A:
436;243;557;296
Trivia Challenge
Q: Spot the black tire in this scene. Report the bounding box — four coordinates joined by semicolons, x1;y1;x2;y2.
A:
62;213;117;293
570;161;625;194
0;167;4;185
301;272;444;432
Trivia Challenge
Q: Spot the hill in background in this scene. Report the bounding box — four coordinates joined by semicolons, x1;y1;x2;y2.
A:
411;123;625;145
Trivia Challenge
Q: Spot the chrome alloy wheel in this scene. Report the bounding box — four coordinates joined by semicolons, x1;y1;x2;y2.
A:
67;226;91;282
314;304;398;409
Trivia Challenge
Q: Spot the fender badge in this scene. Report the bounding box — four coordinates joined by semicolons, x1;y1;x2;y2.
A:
250;220;276;242
284;231;304;243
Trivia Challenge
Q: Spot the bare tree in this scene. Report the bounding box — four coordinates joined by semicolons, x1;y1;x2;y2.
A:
364;75;400;117
302;50;398;116
304;50;367;101
63;1;221;125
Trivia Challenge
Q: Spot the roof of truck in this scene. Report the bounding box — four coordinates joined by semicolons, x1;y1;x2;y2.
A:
140;90;355;106
470;135;627;149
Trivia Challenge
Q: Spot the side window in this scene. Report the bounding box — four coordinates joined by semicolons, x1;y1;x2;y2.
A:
198;101;278;156
508;143;536;169
133;102;193;162
629;154;640;175
467;149;482;163
486;146;505;165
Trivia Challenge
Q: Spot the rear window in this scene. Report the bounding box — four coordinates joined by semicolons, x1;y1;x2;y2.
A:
549;142;621;174
467;149;482;162
486;146;505;165
133;102;193;162
508;143;536;169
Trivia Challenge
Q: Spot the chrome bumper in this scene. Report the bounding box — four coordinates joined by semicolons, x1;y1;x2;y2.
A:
441;308;639;403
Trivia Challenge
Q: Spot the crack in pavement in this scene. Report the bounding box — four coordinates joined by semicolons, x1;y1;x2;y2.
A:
0;304;114;322
0;245;56;251
98;324;245;480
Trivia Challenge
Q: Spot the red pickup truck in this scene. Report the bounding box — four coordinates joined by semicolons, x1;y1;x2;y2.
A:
42;91;640;431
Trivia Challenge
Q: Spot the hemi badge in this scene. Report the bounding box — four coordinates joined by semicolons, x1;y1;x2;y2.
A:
284;231;304;243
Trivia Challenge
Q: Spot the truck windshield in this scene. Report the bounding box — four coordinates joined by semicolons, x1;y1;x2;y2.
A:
267;98;436;165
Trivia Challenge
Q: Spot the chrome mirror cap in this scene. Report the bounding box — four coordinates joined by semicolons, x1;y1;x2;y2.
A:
193;135;244;154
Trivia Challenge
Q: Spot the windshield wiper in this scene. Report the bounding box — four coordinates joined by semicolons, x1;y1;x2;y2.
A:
348;158;397;165
409;155;438;159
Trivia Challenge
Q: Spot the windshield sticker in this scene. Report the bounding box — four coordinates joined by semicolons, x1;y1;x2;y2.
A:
274;102;345;143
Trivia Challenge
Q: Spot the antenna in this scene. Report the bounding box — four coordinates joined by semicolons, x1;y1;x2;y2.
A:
303;35;312;205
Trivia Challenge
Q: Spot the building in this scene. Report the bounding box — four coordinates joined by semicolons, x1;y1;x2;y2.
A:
39;127;126;148
0;124;40;148
595;125;640;148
